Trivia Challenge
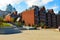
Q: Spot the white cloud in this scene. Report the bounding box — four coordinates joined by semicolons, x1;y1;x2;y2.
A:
0;0;23;7
0;0;54;12
0;0;24;11
0;0;53;8
41;0;53;4
54;11;58;14
25;0;53;7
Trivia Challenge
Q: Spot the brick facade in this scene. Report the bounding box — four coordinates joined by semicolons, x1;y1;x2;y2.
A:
21;9;35;26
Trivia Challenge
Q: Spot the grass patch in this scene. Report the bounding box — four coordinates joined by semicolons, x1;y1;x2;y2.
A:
0;23;13;28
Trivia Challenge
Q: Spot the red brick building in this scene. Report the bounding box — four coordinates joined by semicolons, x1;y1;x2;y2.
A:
21;9;35;26
21;6;39;26
21;6;46;26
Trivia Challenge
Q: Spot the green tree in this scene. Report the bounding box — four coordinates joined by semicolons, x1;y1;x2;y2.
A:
0;17;3;26
0;17;3;21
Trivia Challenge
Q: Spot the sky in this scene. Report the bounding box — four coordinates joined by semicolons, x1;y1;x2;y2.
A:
0;0;60;14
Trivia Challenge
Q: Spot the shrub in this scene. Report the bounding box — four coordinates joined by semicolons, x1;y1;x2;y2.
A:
32;25;37;27
11;18;14;22
40;22;45;28
0;23;12;28
15;22;23;27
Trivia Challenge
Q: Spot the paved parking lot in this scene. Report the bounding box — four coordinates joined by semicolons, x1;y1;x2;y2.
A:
0;29;60;40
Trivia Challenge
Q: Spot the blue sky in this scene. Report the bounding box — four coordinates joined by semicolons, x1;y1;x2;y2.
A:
0;0;60;14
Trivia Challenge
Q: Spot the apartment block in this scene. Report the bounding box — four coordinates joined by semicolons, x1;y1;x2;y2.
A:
51;14;57;27
46;12;52;27
46;9;57;28
57;14;60;27
39;6;46;26
21;6;59;28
